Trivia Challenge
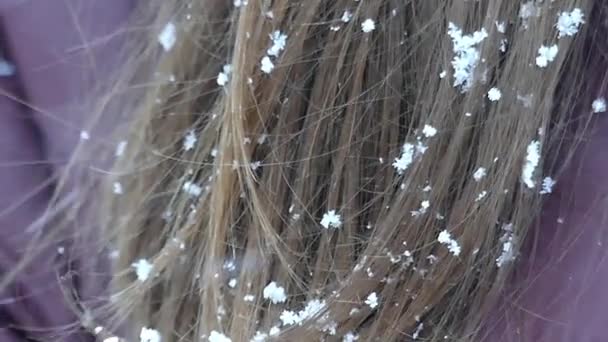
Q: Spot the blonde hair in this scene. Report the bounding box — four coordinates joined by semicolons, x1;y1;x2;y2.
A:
53;0;606;341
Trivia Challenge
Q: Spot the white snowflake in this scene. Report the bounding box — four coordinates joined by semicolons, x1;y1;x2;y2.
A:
447;22;488;92
250;331;267;342
261;56;275;74
496;224;517;267
320;210;342;229
263;281;287;304
113;182;123;195
217;64;232;86
115;140;128;157
361;19;376;33
343;332;359;342
412;322;424;340
80;130;90;140
140;327;161;342
183;130;197;151
158;22;177;52
556;8;585;39
519;1;540;29
267;31;288;57
365;292;379;309
393;143;415;174
522;140;540;188
341;10;353;23
422;124;437;138
473;167;487;182
280;310;299;326
487;87;502;101
411;200;430;217
536;45;558;68
499;38;508;53
209;331;231;342
495;21;506;33
540;177;556;194
475;190;488;202
132;259;154;282
183;181;203;197
437;230;461;256
592;97;606;113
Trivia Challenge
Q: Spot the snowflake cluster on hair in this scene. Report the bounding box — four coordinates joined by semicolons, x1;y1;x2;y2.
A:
260;31;288;74
158;22;177;52
447;22;488;92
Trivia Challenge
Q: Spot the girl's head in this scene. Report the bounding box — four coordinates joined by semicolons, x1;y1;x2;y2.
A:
46;1;608;341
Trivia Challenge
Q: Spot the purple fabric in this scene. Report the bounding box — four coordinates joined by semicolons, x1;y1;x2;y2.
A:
0;1;134;341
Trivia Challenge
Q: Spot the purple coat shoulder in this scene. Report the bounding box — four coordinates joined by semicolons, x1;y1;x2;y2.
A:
0;1;134;341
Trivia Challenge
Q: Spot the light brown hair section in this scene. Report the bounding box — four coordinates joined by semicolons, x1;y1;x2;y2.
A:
85;0;599;341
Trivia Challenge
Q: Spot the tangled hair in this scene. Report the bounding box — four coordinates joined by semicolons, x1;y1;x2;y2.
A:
52;0;607;341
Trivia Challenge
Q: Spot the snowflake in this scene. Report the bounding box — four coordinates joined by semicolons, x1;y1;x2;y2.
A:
592;97;606;113
447;22;488;91
473;167;487;181
132;259;154;282
495;21;506;33
158;22;177;52
183;130;197;151
113;182;123;195
209;331;231;342
393;143;415;174
140;327;161;342
422;125;437;138
183;181;203;197
320;210;342;229
475;190;488;202
496;224;517;267
80;130;90;140
361;19;376;33
250;331;267;342
365;292;379;309
217;64;232;86
437;230;461;256
267;31;288;57
540;177;556;194
263;281;287;304
115;141;127;157
261;56;275;74
522;140;540;188
556;8;585;38
519;1;540;29
487;87;502;101
341;10;353;23
343;332;359;342
536;45;558;68
412;322;424;340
